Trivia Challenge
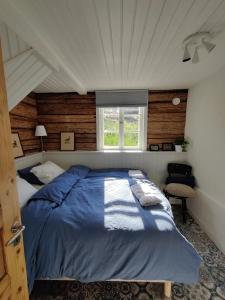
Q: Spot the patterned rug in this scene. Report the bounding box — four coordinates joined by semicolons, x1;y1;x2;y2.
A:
30;206;225;299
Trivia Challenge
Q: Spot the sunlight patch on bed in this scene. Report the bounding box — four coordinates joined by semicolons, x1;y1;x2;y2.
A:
149;211;174;231
103;179;144;231
105;206;138;213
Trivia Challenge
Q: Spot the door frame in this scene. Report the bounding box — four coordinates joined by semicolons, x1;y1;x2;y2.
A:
0;39;29;299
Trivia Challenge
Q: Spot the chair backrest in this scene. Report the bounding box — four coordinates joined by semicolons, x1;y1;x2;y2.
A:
167;163;192;176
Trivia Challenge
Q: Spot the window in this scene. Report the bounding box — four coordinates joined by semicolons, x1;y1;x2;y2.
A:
97;107;147;150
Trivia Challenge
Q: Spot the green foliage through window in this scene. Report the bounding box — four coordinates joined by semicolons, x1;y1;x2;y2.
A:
103;108;141;148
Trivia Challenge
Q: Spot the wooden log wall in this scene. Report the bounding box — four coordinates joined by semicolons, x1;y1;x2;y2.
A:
148;90;188;149
9;93;41;155
36;93;96;151
9;90;187;153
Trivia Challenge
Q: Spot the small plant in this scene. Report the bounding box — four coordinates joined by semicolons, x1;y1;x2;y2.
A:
175;138;189;152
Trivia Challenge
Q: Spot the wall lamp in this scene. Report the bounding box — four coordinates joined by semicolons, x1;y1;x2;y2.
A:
35;125;47;152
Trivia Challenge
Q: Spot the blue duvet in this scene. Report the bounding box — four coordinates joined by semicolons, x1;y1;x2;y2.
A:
22;165;201;292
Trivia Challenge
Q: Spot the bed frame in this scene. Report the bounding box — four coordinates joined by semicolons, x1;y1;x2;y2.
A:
111;280;172;298
164;281;172;298
112;280;172;298
40;278;172;298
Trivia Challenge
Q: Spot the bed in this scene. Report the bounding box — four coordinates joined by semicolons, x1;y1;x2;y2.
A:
22;165;201;297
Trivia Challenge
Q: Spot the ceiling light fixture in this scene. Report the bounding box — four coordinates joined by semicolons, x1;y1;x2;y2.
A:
182;45;191;62
202;38;216;53
192;47;199;64
182;32;216;64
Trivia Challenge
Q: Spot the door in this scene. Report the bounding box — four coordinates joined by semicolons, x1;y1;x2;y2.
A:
0;41;29;299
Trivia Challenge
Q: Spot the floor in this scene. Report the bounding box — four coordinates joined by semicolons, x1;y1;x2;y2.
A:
30;206;225;300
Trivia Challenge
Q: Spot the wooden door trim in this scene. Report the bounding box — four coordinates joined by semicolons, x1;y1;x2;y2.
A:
0;39;29;299
0;275;10;296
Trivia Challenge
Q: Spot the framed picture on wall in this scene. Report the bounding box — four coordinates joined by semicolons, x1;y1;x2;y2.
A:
60;132;75;151
162;143;174;151
11;133;24;158
149;144;160;151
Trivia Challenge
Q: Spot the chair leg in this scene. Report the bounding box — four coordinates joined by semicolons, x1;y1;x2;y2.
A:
164;190;169;199
164;281;172;298
181;198;187;223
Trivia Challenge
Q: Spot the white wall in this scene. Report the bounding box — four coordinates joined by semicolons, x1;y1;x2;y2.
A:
15;152;43;170
185;67;225;254
15;151;187;188
44;151;187;187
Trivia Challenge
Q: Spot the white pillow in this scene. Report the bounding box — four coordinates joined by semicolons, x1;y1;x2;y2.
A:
30;161;65;184
16;176;38;207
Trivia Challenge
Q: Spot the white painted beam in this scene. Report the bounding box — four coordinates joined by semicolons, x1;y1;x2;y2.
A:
4;49;52;110
0;0;87;95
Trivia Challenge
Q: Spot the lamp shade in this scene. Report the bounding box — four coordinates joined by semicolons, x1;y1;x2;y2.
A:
35;125;47;137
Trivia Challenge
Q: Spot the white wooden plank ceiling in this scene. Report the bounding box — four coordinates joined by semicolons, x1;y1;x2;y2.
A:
0;0;225;94
0;21;52;109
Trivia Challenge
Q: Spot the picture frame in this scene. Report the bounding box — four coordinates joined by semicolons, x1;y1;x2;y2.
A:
60;132;75;151
11;133;24;158
149;144;160;151
162;143;174;151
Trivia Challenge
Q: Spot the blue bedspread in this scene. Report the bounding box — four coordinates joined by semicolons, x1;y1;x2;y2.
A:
22;166;201;292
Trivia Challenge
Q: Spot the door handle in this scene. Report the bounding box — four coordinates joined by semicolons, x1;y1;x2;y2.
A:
6;222;25;247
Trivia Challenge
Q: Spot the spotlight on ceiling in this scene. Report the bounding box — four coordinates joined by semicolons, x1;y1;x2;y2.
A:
182;32;216;63
192;47;199;64
182;45;191;62
202;39;216;53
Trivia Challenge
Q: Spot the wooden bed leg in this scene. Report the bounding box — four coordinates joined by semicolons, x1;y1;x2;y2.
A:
164;281;172;298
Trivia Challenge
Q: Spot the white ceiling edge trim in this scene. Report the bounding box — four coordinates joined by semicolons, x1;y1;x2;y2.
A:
0;20;31;63
0;0;87;95
5;49;52;110
5;48;33;78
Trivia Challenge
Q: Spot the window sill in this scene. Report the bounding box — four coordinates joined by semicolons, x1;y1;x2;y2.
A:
44;150;187;154
98;150;186;153
99;150;144;153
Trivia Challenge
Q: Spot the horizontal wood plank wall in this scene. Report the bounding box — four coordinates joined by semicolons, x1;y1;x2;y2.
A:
148;90;188;149
36;93;96;151
9;93;41;155
10;90;187;153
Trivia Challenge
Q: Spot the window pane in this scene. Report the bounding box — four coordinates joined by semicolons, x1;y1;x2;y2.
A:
100;107;144;149
104;108;119;132
123;108;140;147
103;108;119;147
124;114;139;132
123;108;140;135
104;132;119;146
124;132;139;147
123;107;139;114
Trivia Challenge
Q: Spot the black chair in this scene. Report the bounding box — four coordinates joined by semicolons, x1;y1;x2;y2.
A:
168;163;192;176
164;163;196;223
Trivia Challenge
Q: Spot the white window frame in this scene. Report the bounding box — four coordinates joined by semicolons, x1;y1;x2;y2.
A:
97;107;147;151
